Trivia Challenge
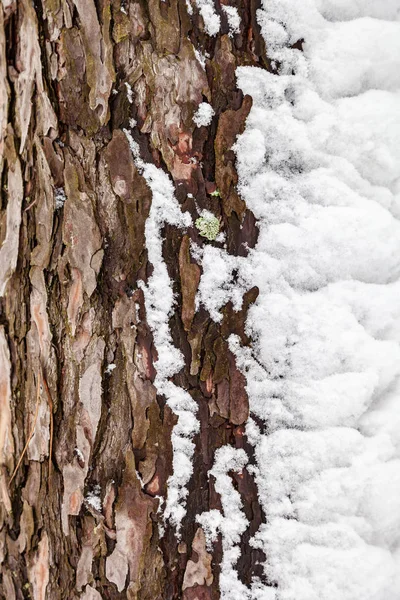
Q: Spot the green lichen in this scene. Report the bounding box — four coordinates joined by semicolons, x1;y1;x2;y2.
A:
210;189;220;197
195;212;220;241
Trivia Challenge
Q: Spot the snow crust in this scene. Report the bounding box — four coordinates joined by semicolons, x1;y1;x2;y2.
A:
124;129;198;532
196;1;400;597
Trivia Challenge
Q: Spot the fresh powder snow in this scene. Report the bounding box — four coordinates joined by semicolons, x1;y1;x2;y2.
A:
195;0;400;598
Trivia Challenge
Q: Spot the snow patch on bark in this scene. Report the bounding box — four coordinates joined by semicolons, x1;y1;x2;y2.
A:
193;102;215;127
124;128;198;533
197;447;259;600
85;485;102;512
195;245;251;322
194;0;221;36
222;6;241;35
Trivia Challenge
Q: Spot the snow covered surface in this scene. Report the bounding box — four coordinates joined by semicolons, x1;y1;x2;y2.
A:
124;129;198;533
196;0;400;598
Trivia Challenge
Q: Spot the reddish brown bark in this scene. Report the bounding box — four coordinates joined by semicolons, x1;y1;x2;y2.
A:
0;1;269;598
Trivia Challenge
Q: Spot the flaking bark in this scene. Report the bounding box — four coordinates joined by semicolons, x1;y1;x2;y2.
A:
0;1;269;598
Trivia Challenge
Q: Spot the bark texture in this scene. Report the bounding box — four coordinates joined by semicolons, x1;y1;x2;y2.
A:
0;1;268;598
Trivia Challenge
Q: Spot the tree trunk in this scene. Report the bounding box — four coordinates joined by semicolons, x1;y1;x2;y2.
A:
0;0;268;598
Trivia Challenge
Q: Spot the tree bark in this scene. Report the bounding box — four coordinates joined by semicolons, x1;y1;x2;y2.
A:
0;1;268;598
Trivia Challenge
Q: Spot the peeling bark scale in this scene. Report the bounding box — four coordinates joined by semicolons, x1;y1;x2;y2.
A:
0;1;270;598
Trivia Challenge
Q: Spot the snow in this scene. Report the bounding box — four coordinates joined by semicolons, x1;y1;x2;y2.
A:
55;187;66;209
74;447;84;463
222;6;241;35
195;245;250;322
185;1;193;17
85;485;102;512
194;47;207;70
124;128;198;533
124;82;133;104
194;0;221;36
193;102;215;127
197;447;259;600
194;0;400;598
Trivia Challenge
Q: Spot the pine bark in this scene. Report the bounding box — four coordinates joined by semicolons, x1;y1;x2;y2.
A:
0;1;268;598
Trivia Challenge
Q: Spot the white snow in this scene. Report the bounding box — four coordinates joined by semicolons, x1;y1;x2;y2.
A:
194;47;208;70
74;447;84;463
193;102;215;127
195;245;250;322
124;82;133;104
197;447;260;600
198;446;276;600
85;485;102;512
195;0;400;598
55;187;66;209
194;0;221;36
222;5;241;35
185;0;193;16
124;129;198;533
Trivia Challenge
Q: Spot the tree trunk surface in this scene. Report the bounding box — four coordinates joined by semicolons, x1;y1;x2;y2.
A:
0;1;269;598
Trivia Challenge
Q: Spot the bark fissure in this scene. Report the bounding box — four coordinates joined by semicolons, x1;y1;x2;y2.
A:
0;0;272;598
